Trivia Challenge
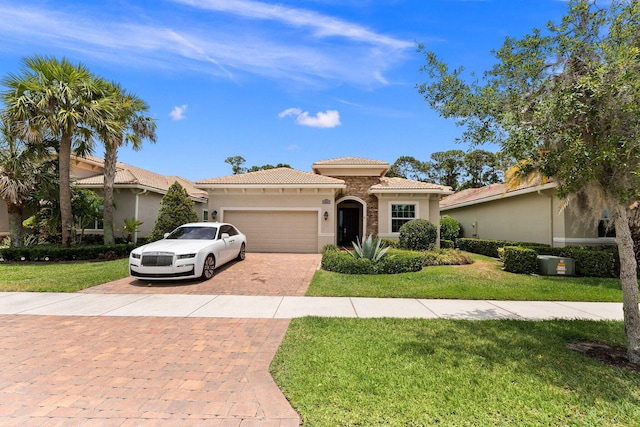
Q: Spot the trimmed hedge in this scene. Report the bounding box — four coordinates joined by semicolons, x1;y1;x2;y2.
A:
503;246;538;274
440;240;454;249
321;249;425;275
0;244;134;262
458;238;549;258
460;238;616;277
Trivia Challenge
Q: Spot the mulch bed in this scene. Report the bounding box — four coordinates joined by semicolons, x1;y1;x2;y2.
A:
567;342;640;374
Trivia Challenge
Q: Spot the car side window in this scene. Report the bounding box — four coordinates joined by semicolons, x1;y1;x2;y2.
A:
226;226;237;236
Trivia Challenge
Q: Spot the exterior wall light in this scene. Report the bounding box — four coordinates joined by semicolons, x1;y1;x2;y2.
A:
323;211;329;220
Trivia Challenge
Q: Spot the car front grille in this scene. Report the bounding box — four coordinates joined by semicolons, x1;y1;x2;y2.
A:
141;253;174;266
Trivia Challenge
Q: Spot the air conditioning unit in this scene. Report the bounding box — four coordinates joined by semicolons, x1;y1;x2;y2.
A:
537;255;575;276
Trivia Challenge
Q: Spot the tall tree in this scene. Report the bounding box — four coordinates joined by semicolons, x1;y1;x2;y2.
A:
2;55;118;247
418;0;640;361
148;181;198;241
427;150;465;190
460;149;502;190
225;156;247;174
387;156;431;181
101;83;156;245
0;114;55;247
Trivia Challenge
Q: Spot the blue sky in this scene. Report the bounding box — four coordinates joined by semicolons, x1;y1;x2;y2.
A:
0;0;570;181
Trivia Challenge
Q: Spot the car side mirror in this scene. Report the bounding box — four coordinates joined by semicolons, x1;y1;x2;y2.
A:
163;233;170;238
220;232;230;240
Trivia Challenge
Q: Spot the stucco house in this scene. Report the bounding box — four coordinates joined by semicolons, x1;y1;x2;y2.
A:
0;155;208;242
440;181;616;247
196;157;453;253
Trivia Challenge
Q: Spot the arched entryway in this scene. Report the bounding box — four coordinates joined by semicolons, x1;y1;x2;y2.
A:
337;199;364;246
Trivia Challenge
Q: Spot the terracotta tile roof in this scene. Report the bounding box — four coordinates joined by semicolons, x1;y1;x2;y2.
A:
312;157;389;166
440;181;557;209
196;167;346;186
74;156;207;200
370;177;454;193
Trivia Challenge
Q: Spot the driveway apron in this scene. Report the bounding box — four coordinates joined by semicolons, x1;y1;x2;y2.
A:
82;253;322;296
0;253;321;426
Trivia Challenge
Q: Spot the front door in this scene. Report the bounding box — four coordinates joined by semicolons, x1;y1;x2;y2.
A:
338;207;360;246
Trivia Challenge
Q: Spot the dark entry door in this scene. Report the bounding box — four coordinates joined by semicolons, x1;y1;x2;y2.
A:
338;207;360;246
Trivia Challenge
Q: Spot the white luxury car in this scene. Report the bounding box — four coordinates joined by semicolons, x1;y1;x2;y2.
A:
129;222;246;281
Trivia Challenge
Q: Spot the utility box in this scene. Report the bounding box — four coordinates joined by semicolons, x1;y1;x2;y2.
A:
537;255;575;276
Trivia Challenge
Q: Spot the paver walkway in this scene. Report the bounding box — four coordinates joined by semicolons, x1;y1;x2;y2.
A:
0;253;322;426
0;315;298;426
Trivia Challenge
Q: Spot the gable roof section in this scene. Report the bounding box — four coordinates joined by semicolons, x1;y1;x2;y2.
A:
74;156;207;201
196;167;346;188
312;157;389;166
440;181;557;210
369;177;454;195
312;157;390;177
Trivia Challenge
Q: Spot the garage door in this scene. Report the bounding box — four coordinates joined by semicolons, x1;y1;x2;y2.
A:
223;210;318;253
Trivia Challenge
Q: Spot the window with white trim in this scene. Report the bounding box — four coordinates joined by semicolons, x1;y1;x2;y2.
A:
391;204;416;233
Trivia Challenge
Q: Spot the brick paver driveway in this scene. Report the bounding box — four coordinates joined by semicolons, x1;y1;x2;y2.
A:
83;253;322;296
0;253;322;426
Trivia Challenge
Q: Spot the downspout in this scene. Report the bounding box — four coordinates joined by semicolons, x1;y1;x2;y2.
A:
549;193;554;247
134;189;148;244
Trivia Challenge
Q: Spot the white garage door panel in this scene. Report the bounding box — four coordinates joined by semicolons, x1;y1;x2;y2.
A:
224;211;318;253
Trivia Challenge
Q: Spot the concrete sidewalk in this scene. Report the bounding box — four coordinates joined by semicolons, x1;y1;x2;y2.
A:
0;292;625;320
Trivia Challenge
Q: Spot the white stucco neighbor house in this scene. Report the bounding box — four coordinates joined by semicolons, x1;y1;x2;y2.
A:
196;157;453;253
0;155;208;242
440;181;616;247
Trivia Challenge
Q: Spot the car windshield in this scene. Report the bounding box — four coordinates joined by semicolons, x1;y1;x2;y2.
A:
166;226;218;240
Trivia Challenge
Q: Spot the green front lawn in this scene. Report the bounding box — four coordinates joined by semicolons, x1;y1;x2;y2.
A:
307;253;624;301
0;258;129;292
271;317;640;426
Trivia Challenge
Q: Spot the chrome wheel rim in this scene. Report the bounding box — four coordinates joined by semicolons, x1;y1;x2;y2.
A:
203;255;215;279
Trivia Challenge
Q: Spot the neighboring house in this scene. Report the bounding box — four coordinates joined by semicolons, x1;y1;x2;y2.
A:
440;181;616;247
0;155;208;242
196;157;453;253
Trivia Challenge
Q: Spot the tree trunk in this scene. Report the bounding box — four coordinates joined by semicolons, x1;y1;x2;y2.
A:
102;139;118;246
59;131;73;247
612;203;640;363
7;203;23;248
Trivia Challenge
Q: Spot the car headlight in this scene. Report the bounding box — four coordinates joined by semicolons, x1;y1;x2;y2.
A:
131;253;141;259
177;253;196;260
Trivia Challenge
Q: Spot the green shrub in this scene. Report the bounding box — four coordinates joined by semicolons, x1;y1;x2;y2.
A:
423;249;474;266
556;247;615;278
322;244;339;254
440;216;461;241
375;249;425;274
503;246;538;274
458;238;550;258
440;239;454;249
0;244;134;262
380;238;399;249
321;251;375;274
348;235;389;261
399;219;437;252
321;249;425;274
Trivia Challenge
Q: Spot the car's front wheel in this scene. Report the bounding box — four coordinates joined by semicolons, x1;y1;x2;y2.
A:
201;254;216;280
237;243;246;261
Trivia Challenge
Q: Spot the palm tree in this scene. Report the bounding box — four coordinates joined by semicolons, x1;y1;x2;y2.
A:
2;55;120;247
0;114;55;247
101;83;156;245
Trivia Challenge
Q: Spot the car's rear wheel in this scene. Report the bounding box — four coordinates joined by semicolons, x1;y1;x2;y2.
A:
201;254;216;279
237;243;246;261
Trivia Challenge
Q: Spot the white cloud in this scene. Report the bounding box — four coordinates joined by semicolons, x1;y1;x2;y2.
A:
0;2;411;87
171;0;413;50
170;104;188;121
279;108;341;128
